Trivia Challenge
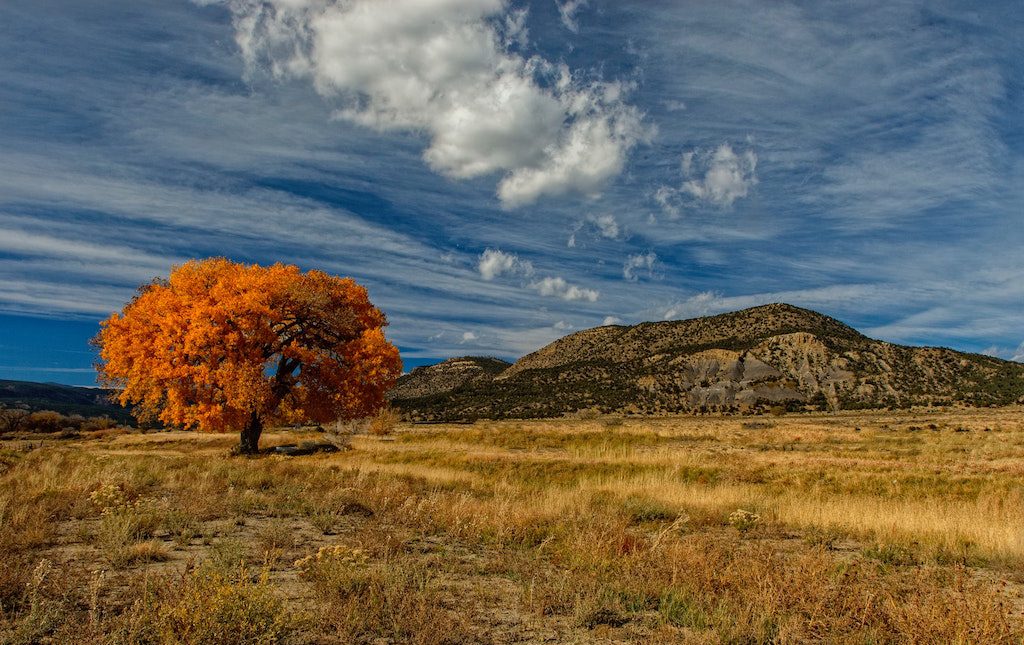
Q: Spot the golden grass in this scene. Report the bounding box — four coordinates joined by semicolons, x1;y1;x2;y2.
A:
1;407;1023;643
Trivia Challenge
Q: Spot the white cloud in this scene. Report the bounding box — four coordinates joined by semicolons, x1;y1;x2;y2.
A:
602;315;622;326
477;248;596;303
0;228;176;272
589;213;621;239
681;144;758;208
681;150;695;176
569;212;623;246
555;0;588;33
623;251;657;281
478;248;532;281
986;342;1024;363
553;320;573;330
662;291;724;320
530;276;598;302
653;185;680;218
461;331;478;343
225;0;647;207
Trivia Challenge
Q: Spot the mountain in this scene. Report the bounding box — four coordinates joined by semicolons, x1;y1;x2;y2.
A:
389;304;1024;420
390;357;512;401
0;379;133;422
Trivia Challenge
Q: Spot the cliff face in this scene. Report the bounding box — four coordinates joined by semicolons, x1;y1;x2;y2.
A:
391;304;1024;420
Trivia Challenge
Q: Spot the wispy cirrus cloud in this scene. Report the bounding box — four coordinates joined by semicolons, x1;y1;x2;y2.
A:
1;0;1023;386
555;0;589;33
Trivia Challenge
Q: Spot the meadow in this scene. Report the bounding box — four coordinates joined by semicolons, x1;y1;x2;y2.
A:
2;407;1023;643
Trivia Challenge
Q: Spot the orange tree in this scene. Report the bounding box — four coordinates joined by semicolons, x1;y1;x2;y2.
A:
94;258;402;453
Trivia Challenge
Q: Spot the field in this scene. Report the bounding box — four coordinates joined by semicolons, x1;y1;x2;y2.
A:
2;408;1024;643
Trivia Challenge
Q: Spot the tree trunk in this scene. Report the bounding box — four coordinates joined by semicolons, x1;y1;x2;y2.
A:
239;412;263;455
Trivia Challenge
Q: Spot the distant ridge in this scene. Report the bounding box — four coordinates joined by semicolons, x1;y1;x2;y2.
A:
0;379;133;422
390;304;1024;420
390;357;511;401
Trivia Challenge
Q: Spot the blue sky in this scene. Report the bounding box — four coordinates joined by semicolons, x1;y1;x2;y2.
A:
1;0;1022;387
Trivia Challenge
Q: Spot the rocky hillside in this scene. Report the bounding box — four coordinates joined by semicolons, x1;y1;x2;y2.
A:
390;357;511;401
0;379;133;422
390;304;1024;420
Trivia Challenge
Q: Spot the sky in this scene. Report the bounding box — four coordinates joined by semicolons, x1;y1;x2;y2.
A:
1;0;1022;387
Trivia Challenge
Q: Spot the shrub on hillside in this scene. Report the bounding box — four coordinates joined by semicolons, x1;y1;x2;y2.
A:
25;411;65;433
2;409;124;435
368;407;400;436
0;406;30;433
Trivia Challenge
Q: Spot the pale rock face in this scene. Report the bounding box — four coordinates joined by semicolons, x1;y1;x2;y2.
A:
740;357;782;382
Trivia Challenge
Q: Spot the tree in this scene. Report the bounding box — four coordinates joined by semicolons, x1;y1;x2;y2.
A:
95;258;402;454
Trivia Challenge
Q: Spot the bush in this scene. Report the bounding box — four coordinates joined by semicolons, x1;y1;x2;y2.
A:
0;406;29;433
728;509;761;534
89;484;166;567
159;567;289;644
111;564;292;645
11;410;126;434
80;416;117;432
368;406;400;436
25;411;65;433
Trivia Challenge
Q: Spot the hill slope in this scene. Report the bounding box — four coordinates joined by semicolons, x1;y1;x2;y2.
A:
0;379;133;421
390;357;512;401
390;304;1024;420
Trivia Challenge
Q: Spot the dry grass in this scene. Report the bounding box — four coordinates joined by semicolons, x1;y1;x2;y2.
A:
0;408;1023;643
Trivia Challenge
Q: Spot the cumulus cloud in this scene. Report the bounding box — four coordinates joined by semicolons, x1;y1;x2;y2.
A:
623;251;657;281
653;185;681;218
589;213;620;239
602;315;622;326
555;0;588;33
652;144;756;215
662;291;724;320
224;0;648;207
980;342;1024;363
478;248;532;280
568;213;623;246
461;331;479;343
681;144;758;207
553;320;573;330
477;248;596;302
530;276;598;302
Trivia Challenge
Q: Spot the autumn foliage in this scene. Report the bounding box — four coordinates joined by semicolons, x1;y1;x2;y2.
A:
95;258;402;452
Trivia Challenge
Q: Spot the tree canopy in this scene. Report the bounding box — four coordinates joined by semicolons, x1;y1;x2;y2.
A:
95;258;402;453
